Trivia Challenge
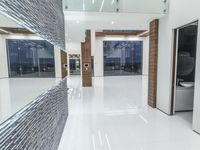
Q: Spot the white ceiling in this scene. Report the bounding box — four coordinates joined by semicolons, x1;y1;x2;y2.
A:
64;0;169;43
64;11;165;42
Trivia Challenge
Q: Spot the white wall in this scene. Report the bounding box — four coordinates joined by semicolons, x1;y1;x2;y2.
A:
157;0;200;132
54;47;62;78
94;37;104;77
142;36;149;75
66;42;82;76
66;42;81;54
94;36;149;77
0;35;9;78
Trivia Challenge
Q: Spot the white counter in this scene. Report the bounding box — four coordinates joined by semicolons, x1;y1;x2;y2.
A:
0;78;62;124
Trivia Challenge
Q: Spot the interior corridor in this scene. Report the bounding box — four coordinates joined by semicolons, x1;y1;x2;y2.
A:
59;76;200;150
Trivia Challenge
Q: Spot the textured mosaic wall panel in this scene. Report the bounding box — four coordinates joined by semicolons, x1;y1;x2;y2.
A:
0;78;68;150
0;0;65;49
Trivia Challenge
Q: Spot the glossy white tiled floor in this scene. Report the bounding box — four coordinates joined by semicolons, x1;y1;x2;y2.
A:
59;76;200;150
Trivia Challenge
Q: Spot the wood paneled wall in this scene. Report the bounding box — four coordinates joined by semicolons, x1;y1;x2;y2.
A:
60;50;68;78
81;30;92;87
148;19;159;108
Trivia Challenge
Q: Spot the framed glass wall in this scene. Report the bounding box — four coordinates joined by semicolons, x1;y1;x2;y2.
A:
69;54;81;75
104;41;143;76
7;39;55;78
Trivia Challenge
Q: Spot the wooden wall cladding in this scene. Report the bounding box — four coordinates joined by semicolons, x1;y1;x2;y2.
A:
148;19;159;108
60;50;68;78
81;30;92;87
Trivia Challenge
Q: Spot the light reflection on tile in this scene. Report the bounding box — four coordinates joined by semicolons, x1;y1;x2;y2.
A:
59;75;200;150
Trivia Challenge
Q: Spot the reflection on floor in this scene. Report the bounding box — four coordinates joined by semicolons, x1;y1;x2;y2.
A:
0;78;61;124
12;72;55;78
59;76;200;150
104;70;141;76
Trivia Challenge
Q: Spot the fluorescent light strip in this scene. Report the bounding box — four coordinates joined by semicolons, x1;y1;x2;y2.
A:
99;0;105;12
92;135;96;150
111;0;115;5
0;28;10;34
105;134;112;150
83;0;85;10
98;130;103;145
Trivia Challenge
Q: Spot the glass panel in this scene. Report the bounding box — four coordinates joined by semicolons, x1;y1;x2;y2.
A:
64;0;168;14
7;39;55;78
104;41;143;76
69;54;81;75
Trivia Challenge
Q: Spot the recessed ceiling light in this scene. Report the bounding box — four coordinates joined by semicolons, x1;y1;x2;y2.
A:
99;0;105;12
111;21;115;25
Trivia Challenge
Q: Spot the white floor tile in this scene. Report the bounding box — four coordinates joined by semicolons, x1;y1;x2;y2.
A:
59;75;200;150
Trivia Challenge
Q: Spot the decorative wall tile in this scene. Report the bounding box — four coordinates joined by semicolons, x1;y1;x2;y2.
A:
0;0;65;49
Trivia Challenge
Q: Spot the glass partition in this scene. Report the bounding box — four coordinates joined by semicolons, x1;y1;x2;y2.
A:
7;39;55;78
104;41;143;76
64;0;168;14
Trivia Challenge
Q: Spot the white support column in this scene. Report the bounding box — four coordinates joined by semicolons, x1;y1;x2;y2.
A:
54;47;62;78
0;35;9;78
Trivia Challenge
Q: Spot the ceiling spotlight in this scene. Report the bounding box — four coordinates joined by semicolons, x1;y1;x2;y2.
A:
111;21;115;25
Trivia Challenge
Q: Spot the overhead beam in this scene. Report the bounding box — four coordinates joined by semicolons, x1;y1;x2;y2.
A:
95;30;147;37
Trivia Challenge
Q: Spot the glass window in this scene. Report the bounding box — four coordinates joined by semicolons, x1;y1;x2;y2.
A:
104;41;143;76
7;39;55;78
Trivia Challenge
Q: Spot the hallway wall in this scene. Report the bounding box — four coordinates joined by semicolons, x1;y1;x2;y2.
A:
157;0;200;132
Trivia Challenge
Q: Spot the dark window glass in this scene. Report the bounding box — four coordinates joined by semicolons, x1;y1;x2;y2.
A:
7;39;55;78
104;41;143;76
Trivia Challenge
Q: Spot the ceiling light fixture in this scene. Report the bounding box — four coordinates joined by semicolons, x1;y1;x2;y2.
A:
111;21;115;25
0;28;10;34
92;0;95;4
83;0;86;11
99;0;105;12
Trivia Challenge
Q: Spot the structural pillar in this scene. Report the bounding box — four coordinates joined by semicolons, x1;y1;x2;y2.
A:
60;50;68;78
81;30;92;87
148;19;159;108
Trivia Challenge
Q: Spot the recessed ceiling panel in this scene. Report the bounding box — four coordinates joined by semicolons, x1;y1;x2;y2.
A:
0;0;65;49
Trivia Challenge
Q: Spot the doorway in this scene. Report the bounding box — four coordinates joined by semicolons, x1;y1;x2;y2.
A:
69;54;81;76
171;21;198;121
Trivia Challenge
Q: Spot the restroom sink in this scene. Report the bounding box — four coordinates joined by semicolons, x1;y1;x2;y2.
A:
180;82;195;87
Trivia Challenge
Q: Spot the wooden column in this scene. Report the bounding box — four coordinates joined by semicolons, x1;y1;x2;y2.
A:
81;30;92;87
148;19;159;108
60;50;68;78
